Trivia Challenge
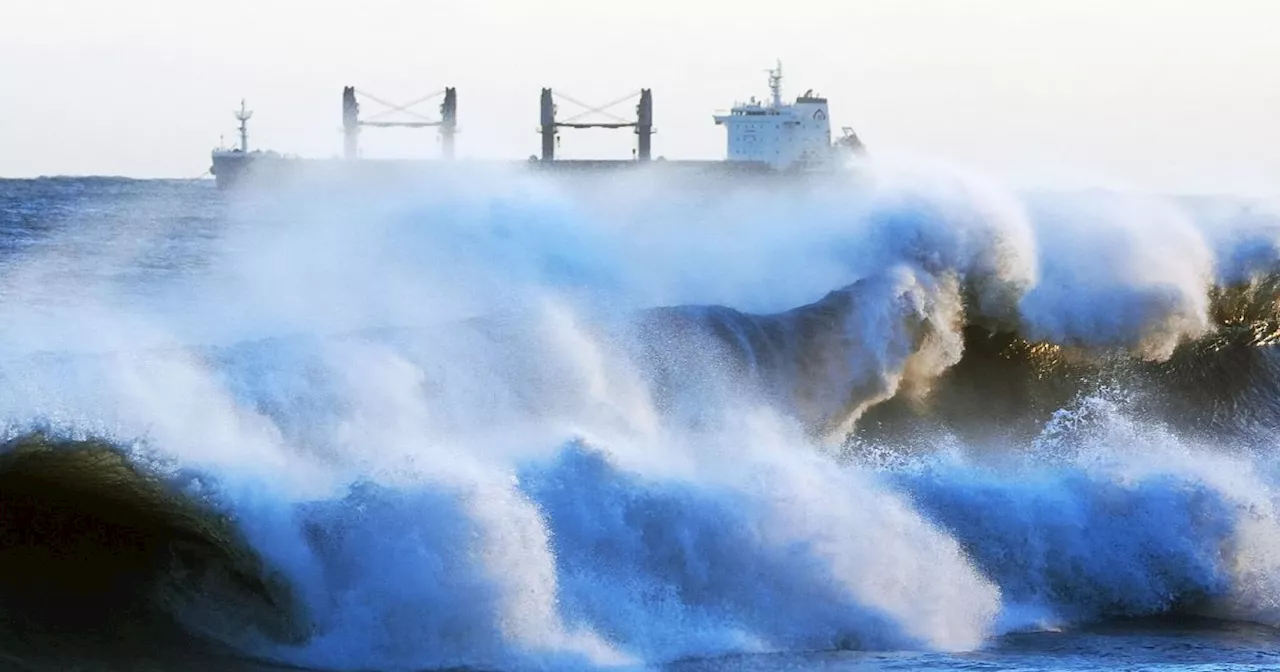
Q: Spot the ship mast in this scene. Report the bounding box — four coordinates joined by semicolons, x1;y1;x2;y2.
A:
234;99;253;153
768;60;783;108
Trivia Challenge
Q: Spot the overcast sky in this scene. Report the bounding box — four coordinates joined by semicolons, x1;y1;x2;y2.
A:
2;0;1278;196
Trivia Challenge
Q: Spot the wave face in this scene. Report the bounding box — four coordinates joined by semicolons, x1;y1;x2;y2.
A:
0;169;1279;670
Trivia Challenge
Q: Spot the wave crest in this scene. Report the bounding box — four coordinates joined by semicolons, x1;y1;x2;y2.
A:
0;432;306;651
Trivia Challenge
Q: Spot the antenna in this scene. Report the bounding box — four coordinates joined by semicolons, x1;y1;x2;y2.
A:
234;99;253;153
768;59;783;108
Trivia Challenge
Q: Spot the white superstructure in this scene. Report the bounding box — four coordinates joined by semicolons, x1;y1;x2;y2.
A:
714;62;845;171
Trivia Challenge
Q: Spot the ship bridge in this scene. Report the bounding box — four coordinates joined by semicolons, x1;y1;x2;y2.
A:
713;62;836;171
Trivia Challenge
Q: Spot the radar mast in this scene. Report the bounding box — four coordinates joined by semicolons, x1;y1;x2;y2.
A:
234;100;253;153
768;60;783;108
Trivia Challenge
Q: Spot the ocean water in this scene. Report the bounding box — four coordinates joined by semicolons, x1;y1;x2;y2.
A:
0;166;1277;672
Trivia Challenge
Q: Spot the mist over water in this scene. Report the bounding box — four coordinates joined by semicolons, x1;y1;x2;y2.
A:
0;164;1278;671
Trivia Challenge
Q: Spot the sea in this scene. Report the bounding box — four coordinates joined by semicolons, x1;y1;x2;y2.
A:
0;165;1276;671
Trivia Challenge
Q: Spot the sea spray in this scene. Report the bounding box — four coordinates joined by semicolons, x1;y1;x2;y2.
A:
881;393;1280;632
0;166;1279;670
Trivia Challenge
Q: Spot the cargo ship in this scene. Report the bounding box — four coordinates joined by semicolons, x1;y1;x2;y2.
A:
209;63;866;190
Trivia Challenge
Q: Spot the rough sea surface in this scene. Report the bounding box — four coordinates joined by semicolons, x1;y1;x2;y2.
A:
0;168;1277;671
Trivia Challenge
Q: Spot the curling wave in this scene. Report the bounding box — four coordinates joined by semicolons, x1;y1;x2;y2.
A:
0;168;1279;670
0;431;307;663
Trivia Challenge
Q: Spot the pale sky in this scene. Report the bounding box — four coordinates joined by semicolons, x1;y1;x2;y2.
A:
2;0;1278;196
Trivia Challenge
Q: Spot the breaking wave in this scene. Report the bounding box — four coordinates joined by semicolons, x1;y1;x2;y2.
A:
0;164;1279;670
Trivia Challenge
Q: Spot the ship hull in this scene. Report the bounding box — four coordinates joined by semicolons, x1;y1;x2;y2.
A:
210;153;850;192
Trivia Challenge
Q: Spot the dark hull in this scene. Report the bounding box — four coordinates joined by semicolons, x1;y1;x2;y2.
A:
209;153;843;191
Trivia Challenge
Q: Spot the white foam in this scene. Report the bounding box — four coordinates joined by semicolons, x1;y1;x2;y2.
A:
0;165;1277;669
